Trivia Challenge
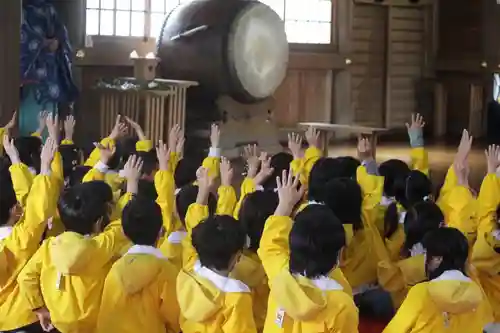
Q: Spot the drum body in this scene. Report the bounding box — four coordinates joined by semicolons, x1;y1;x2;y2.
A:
157;0;289;103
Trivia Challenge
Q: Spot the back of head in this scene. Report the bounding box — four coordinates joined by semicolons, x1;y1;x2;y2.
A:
175;156;203;189
405;170;432;206
423;227;468;280
308;157;341;202
58;181;113;235
136;150;158;178
379;159;410;197
59;144;83;180
261;152;293;191
67;165;92;188
122;196;162;245
336;156;361;179
120;137;139;163
138;179;158;201
290;205;346;278
403;201;444;256
192;215;246;271
175;184;216;223
0;172;16;226
238;190;279;252
323;178;363;230
13;136;42;173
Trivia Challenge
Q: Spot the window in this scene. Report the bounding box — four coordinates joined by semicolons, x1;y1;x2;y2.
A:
85;0;189;38
260;0;332;44
86;0;332;44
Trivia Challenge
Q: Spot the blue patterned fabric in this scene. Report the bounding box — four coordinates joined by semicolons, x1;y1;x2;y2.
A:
21;0;78;106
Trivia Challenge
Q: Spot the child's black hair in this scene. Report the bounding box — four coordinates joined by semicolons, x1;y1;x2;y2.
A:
122;196;162;246
174;156;203;189
0;172;16;226
336;156;361;179
13;136;42;173
405;170;432;206
323;178;363;231
238;190;279;252
289;205;346;278
175;184;216;224
138;179;158;201
67;165;92;188
308;157;341;202
378;159;410;198
58;181;113;235
402;201;444;257
192;215;246;271
261;152;293;191
422;227;469;280
136;150;158;177
59;144;83;180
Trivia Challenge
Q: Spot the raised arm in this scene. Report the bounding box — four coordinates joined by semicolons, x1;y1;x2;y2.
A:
155;141;176;234
201;124;221;178
84;115;126;167
406;113;429;176
217;157;237;215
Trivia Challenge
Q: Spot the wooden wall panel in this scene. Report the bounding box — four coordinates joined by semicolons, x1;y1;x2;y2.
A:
350;4;387;127
0;1;21;123
273;70;333;127
387;6;425;127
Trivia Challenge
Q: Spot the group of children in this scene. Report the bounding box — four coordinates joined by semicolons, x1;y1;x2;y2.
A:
1;110;500;333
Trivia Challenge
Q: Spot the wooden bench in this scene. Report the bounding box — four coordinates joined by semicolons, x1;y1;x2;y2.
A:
297;122;388;157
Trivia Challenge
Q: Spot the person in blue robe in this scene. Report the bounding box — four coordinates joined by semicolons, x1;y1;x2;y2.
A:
20;0;78;136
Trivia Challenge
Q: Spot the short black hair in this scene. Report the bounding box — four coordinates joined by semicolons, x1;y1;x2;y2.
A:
174;156;203;189
261;152;293;191
0;172;16;226
336;156;361;179
122;197;162;245
405;170;433;206
379;159;410;197
423;227;469;279
403;201;444;256
59;144;83;180
136;150;158;177
58;181;113;235
13;136;42;173
308;157;341;202
138;179;158;201
289;205;346;278
192;215;246;271
175;184;216;223
238;190;279;252
323;178;363;230
67;165;92;188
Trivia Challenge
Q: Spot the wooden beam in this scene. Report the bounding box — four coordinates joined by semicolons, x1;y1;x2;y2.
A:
384;6;393;128
288;52;347;70
353;0;433;6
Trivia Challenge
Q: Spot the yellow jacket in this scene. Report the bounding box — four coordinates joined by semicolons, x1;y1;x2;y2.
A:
471;173;500;322
96;245;180;333
176;204;257;333
383;270;492;332
17;220;130;333
234;177;257;219
290;146;323;189
258;215;358;333
0;173;57;330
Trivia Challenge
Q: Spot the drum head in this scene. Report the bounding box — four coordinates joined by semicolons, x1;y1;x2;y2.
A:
228;3;289;100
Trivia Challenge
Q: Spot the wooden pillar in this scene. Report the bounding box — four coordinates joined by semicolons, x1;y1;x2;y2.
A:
0;1;21;123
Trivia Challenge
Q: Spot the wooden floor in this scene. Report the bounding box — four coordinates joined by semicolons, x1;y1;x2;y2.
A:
329;142;488;190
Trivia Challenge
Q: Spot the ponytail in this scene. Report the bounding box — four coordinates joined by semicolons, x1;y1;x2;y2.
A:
384;202;400;239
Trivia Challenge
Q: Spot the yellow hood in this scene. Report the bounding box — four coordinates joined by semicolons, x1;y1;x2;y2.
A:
177;263;250;322
50;232;98;274
114;245;166;294
427;270;483;314
271;270;343;321
231;252;267;288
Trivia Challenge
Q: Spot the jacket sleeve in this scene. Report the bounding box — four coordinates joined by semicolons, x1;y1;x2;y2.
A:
17;241;46;310
92;220;129;266
217;185;237;216
447;186;477;242
154;170;176;234
477;174;500;233
159;265;181;333
257;215;292;282
383;284;425;333
233;177;257;219
299;146;323;189
222;294;257;333
182;204;210;270
410;147;429;177
357;165;384;212
437;166;458;214
84;137;115;167
9;163;35;208
202;149;221;179
331;298;359;333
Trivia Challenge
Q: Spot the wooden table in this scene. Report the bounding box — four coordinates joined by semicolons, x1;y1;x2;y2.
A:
297;122;388;157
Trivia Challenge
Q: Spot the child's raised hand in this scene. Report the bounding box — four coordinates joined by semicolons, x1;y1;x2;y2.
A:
4;110;17;131
254;153;274;186
37;111;48;134
123;155;143;194
406;113;425;148
406;113;425;131
196;167;214;205
288;132;303;160
220;157;234;186
305;126;320;148
485;145;500;174
275;169;304;216
210;123;220;148
125;116;146;141
46;113;59;142
357;136;372;161
93;142;116;166
168;124;181;151
156;140;170;171
40;137;58;174
455;129;473;165
453;160;470;187
64;114;76;141
242;144;259;178
109;115;128;140
3;134;20;164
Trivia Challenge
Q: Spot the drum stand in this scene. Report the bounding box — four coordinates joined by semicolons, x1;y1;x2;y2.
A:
217;95;283;158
